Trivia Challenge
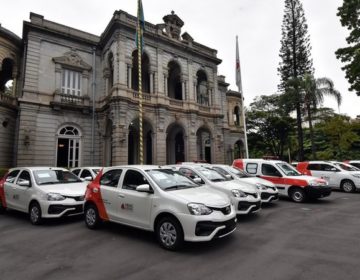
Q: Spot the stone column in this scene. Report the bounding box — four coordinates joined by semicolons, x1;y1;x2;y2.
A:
55;64;62;93
128;64;132;89
164;74;168;96
150;72;154;94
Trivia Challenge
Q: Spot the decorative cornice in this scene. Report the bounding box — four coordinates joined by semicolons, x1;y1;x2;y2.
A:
52;51;92;71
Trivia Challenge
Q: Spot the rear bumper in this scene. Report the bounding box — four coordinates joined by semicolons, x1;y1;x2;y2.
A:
305;186;332;199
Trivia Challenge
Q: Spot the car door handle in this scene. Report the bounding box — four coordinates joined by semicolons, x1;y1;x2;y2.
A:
118;194;125;198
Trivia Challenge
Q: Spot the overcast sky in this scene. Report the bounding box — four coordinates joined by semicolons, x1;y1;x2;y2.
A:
1;0;359;118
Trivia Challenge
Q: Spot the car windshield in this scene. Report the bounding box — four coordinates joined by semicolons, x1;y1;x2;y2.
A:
227;166;250;178
34;170;83;185
276;162;302;176
334;163;359;172
196;167;229;182
146;169;198;191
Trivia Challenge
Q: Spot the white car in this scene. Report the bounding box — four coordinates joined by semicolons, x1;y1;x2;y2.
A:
211;164;279;203
297;161;360;193
0;167;88;224
84;165;236;250
171;164;262;215
70;167;102;181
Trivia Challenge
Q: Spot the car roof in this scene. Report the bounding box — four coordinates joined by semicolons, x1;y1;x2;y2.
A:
102;165;171;172
70;167;102;170
239;159;285;164
8;167;69;172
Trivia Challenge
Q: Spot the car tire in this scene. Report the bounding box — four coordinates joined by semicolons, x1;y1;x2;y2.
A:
156;216;184;251
341;180;356;193
85;203;101;229
289;188;306;203
0;199;6;214
29;202;42;225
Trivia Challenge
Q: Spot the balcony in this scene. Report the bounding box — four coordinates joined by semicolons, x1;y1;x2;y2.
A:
0;92;17;108
50;90;91;113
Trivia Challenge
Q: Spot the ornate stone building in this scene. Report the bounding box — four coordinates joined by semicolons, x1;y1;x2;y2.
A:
0;10;245;168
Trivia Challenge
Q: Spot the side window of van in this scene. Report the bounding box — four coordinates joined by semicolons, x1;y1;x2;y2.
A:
246;163;258;175
262;164;282;177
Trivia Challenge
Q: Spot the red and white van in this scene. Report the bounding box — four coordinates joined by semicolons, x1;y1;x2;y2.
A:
233;159;331;203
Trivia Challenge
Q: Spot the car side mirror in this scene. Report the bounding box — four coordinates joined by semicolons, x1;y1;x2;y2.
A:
83;176;93;181
193;177;203;184
18;180;31;187
136;184;153;193
225;174;232;179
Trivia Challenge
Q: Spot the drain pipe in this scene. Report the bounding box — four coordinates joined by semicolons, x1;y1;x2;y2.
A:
91;47;96;165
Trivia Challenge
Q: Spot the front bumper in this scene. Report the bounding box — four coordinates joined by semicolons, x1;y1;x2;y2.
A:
305;186;332;199
233;196;262;215
260;192;279;203
40;198;84;218
177;206;237;242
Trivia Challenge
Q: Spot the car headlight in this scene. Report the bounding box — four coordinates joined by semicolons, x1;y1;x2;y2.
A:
256;184;268;191
231;189;247;197
309;180;328;187
187;203;213;215
352;174;360;179
47;193;66;201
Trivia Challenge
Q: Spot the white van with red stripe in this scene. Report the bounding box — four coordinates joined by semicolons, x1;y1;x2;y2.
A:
84;165;236;250
233;159;331;203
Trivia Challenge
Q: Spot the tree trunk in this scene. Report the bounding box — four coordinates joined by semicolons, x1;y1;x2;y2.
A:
296;102;304;161
307;104;316;159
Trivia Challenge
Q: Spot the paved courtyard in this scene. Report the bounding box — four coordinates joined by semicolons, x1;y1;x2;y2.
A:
0;191;359;280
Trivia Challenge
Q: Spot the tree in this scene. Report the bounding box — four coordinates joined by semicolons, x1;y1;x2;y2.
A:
278;0;313;161
335;0;360;96
300;74;342;159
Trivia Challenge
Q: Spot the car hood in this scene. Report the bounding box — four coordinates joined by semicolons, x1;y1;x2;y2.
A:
240;177;275;187
38;182;88;196
213;180;258;193
169;186;229;207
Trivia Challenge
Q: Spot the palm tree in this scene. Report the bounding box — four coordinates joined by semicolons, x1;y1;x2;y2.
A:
301;74;342;159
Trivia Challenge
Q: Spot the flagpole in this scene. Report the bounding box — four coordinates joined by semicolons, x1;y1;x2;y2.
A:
236;35;249;159
137;0;143;164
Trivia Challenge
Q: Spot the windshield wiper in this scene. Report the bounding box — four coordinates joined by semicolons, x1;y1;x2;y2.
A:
164;184;193;191
38;181;60;185
211;178;226;182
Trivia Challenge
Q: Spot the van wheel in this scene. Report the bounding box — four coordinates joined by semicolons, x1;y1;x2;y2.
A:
156;216;184;250
85;204;101;229
29;202;42;225
290;188;306;203
341;180;356;193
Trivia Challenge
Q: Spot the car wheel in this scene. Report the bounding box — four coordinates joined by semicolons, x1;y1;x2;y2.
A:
290;188;306;203
0;199;6;214
85;204;101;229
341;180;356;193
29;202;42;225
156;216;184;250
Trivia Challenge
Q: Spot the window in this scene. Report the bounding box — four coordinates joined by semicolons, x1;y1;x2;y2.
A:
62;69;81;96
320;164;338;172
233;106;240;126
72;169;81;176
246;163;258;175
80;169;92;179
16;171;32;187
5;170;20;183
122;170;148;190
57;126;81;168
262;164;282;177
100;169;122;187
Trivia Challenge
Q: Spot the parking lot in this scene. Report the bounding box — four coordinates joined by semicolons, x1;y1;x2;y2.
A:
0;191;359;280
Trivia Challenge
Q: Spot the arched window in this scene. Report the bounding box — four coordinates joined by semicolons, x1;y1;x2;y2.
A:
131;50;150;93
56;126;81;168
196;70;208;105
233;106;240;126
167;61;182;100
0;58;15;94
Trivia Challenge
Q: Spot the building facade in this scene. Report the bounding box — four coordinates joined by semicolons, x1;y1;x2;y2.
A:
0;10;245;168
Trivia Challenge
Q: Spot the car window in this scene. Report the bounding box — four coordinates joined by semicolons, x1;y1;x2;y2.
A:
196;167;228;182
350;162;360;169
80;169;92;179
72;169;81;176
92;169;100;175
33;170;82;185
147;169;197;191
262;164;282;177
308;164;321;171
212;167;232;178
246;163;258;174
335;163;359;171
228;166;249;177
100;169;122;187
320;164;338;172
16;170;32;187
122;170;148;191
276;162;301;176
5;170;20;183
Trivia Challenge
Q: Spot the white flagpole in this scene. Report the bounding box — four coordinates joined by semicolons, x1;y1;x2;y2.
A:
236;35;249;158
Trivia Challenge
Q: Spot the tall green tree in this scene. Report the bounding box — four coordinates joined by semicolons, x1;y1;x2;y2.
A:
278;0;313;161
301;74;342;159
335;0;360;95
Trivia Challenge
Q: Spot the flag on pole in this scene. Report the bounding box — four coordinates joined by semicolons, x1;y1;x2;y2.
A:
136;0;145;52
235;35;243;94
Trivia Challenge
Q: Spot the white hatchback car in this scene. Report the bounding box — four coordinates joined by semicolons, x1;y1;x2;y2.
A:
0;167;88;224
211;164;279;203
84;165;236;250
70;167;102;181
171;164;261;215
